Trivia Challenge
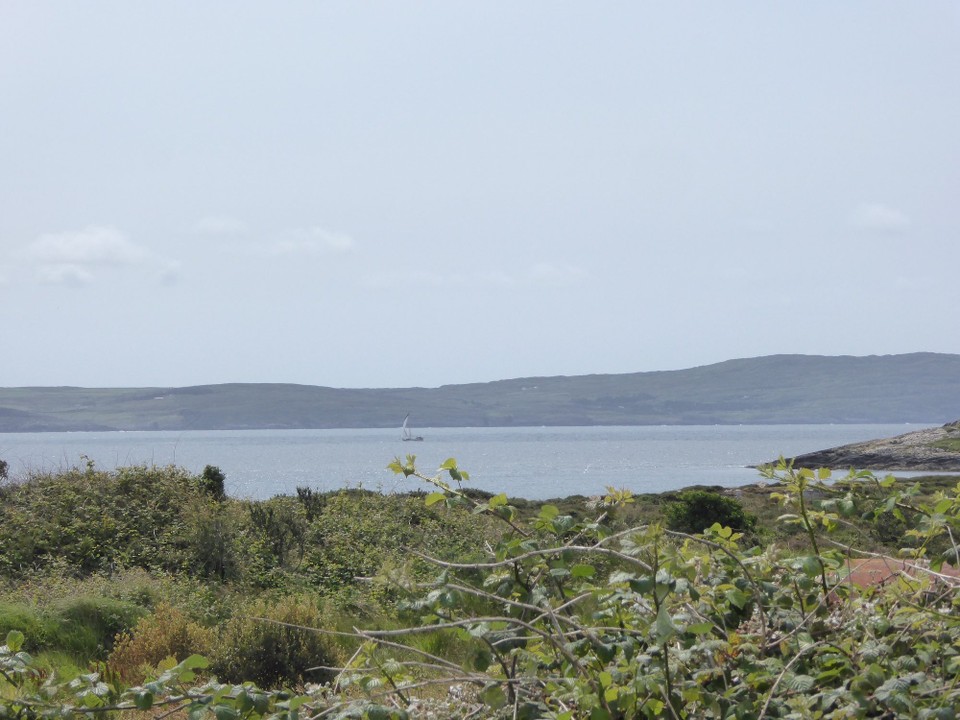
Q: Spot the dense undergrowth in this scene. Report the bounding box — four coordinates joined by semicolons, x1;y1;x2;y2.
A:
1;459;960;718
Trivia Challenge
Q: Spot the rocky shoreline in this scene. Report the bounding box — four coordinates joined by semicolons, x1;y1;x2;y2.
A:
778;420;960;471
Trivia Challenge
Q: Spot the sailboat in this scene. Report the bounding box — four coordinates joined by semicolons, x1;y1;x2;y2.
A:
401;413;424;442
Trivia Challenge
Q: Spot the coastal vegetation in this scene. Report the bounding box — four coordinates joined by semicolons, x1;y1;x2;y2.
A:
1;458;960;717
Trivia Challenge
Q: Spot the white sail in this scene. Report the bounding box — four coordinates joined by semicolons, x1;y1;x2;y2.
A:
401;413;423;441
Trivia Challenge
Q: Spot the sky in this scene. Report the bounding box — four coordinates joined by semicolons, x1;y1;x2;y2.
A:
1;2;958;389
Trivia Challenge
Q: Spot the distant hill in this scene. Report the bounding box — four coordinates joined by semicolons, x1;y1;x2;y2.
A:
1;353;958;432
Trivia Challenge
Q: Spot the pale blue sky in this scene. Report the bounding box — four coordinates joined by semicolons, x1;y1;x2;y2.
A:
1;2;958;388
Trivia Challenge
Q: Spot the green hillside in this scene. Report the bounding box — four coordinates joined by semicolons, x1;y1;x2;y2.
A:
1;352;958;432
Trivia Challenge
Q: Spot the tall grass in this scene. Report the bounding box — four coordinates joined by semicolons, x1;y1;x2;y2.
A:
0;596;144;662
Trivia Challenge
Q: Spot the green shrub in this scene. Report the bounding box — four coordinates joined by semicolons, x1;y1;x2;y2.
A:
245;497;308;587
108;602;216;683
665;489;757;535
199;465;226;501
181;501;245;582
0;602;48;652
0;596;143;661
303;489;496;605
45;595;146;659
211;594;342;689
0;464;208;576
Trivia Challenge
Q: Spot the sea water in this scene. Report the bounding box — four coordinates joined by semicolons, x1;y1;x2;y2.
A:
0;424;943;500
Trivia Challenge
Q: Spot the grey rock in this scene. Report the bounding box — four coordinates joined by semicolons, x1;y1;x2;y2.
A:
781;420;960;471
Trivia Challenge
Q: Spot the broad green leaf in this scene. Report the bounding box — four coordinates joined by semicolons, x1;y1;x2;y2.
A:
654;604;678;643
935;498;954;514
687;622;714;635
439;458;458;470
134;691;154;710
645;699;665;716
213;705;241;720
481;684;507;709
785;673;815;692
709;523;733;538
424;492;446;507
287;695;310;711
249;694;271;714
5;630;24;653
181;654;209;670
725;588;749;609
571;563;596;578
538;504;560;520
235;689;253;713
489;493;508;508
594;642;616;663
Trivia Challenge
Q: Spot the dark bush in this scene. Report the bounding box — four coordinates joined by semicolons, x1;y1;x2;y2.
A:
665;489;757;535
211;595;342;689
199;465;226;501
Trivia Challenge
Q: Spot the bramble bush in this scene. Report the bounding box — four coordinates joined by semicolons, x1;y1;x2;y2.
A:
330;456;960;718
2;457;960;719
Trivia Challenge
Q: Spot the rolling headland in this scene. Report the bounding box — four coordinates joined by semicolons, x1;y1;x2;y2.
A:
2;352;959;432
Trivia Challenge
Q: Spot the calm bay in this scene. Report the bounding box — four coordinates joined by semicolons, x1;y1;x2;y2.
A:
1;424;944;500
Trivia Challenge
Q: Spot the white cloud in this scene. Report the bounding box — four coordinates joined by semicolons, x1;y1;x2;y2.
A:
193;215;249;235
260;226;356;257
26;226;150;265
36;263;95;286
849;203;911;233
22;225;177;285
